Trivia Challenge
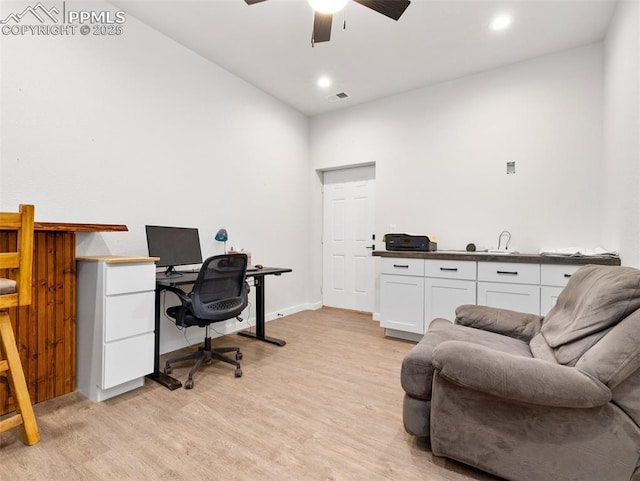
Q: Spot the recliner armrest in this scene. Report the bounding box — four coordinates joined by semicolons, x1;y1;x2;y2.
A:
432;340;611;408
454;304;543;342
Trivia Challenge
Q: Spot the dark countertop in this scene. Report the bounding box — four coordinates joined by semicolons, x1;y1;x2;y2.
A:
372;250;621;266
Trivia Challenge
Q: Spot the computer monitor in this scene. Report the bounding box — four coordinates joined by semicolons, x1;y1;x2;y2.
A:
145;225;203;276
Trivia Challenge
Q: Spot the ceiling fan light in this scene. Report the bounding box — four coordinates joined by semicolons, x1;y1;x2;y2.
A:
307;0;349;14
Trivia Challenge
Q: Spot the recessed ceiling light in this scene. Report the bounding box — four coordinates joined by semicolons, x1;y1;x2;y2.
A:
490;14;513;32
317;75;332;89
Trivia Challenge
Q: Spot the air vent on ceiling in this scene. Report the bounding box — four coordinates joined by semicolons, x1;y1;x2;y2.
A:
326;92;350;102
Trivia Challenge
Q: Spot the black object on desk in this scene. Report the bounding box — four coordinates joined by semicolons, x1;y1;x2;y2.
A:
148;266;292;390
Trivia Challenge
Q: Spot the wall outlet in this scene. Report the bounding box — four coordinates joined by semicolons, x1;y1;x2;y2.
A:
390;224;397;232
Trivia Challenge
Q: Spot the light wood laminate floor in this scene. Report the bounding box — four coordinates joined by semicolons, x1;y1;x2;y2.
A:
0;307;500;480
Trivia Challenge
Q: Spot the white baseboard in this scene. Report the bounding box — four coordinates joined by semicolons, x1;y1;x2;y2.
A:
372;312;380;322
160;301;323;355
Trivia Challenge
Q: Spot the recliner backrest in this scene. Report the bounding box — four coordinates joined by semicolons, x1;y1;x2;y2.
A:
535;264;640;366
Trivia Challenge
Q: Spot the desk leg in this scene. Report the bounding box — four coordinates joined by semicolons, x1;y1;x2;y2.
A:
238;275;286;346
146;288;182;390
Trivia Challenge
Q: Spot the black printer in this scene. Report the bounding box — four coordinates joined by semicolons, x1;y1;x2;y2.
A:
384;233;437;252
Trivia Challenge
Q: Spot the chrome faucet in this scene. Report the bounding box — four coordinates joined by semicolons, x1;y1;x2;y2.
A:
497;231;511;251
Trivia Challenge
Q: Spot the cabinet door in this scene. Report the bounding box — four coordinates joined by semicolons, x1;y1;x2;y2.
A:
477;282;541;315
540;286;564;316
425;278;476;328
380;274;424;334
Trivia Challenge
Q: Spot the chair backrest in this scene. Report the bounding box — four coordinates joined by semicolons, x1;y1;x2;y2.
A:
0;204;34;310
190;253;248;322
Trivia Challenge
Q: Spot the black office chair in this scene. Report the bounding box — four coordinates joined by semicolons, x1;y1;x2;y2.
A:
163;253;249;389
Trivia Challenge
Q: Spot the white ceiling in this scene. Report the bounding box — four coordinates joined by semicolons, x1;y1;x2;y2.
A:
111;0;617;116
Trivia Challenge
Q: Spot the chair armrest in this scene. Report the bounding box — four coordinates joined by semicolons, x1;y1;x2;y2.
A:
454;304;543;342
431;340;611;408
162;285;192;308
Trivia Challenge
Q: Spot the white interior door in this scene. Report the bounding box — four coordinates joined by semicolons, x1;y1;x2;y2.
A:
322;166;375;312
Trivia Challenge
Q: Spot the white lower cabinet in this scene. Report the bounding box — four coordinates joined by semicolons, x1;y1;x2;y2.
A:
378;254;599;340
380;258;476;340
77;256;158;402
379;258;425;335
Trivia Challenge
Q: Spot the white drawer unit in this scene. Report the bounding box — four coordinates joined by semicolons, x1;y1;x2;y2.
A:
105;262;157;295
77;256;158;402
478;262;540;285
381;257;425;276
425;259;477;280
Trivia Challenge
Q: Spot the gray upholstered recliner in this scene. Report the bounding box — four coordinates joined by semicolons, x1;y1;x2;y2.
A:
401;264;640;481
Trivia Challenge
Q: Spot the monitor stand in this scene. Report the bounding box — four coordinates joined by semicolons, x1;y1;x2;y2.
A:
163;266;183;277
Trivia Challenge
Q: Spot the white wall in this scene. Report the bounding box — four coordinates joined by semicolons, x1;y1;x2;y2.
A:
0;1;316;353
311;44;605;255
602;0;640;267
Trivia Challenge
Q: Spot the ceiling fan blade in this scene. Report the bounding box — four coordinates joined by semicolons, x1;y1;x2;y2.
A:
352;0;411;21
244;0;268;4
313;12;333;43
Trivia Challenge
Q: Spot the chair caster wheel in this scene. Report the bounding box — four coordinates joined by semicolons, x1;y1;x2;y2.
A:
235;368;242;378
185;379;194;389
236;352;243;361
164;365;173;375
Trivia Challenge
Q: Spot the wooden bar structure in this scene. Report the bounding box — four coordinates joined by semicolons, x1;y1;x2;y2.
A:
0;222;127;415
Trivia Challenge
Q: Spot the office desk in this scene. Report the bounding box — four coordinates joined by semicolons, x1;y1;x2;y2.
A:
149;266;292;390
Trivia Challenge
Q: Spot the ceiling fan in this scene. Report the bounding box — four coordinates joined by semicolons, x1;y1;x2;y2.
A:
244;0;411;44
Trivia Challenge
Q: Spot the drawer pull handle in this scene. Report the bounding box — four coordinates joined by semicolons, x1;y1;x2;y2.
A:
497;270;518;275
440;267;458;272
564;273;572;278
393;264;409;269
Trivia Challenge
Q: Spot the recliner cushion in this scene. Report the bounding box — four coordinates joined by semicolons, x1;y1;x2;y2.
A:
576;308;640;388
541;265;640;365
0;278;16;295
401;318;532;400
